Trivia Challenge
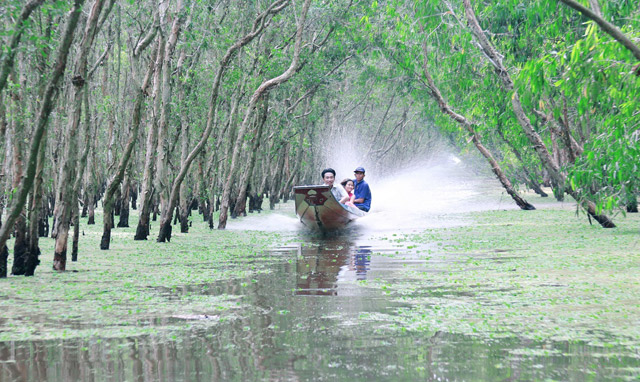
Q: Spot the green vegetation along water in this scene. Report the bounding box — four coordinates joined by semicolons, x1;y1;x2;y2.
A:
1;197;639;381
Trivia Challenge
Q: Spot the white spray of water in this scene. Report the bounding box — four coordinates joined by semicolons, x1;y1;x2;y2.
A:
226;154;518;235
355;155;517;236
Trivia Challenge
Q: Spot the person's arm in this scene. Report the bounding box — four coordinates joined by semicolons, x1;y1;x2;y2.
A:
334;184;348;203
353;183;369;204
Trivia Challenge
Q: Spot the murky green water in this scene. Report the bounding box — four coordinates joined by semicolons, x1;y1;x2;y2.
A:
3;163;639;380
2;236;639;381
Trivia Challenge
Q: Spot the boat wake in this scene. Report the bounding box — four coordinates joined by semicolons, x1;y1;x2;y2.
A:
227;156;515;235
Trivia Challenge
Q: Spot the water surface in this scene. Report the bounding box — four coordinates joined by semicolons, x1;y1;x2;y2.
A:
2;160;638;381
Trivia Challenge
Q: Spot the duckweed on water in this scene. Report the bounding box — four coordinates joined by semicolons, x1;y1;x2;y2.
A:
360;204;640;354
0;210;283;342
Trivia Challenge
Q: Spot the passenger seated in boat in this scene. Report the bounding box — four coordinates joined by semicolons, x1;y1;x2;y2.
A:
340;179;356;208
321;168;348;203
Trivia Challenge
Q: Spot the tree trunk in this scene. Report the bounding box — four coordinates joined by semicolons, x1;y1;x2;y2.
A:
102;40;156;249
0;0;86;274
154;2;186;243
71;199;80;262
67;75;96;263
218;0;311;229
419;37;535;211
233;94;269;217
269;145;287;210
463;0;614;227
25;134;47;276
117;168;132;228
135;40;164;241
38;195;50;238
8;71;31;276
197;154;210;222
87;196;96;225
54;0;108;271
179;123;190;233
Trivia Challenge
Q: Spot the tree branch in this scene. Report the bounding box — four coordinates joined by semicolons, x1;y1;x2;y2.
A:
559;0;640;62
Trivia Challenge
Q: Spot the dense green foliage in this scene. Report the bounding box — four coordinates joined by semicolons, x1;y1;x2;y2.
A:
360;0;639;214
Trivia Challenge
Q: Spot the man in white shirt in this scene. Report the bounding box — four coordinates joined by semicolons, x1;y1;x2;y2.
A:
321;168;348;202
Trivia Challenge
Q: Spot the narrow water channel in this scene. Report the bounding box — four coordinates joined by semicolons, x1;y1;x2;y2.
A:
1;160;638;381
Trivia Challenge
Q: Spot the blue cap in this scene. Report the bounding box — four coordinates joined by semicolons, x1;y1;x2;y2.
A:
354;166;365;173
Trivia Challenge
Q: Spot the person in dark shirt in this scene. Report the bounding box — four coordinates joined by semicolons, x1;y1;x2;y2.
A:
353;166;371;212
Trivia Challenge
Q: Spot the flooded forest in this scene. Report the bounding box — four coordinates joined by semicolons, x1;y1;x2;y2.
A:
1;0;639;380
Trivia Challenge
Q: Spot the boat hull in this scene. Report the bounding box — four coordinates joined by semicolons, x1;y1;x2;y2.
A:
293;185;365;231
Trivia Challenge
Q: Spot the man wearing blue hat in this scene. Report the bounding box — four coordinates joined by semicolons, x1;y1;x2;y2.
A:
353;167;371;212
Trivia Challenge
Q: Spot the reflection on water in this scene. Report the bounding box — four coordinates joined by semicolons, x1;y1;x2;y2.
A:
2;313;638;381
3;239;640;381
295;239;372;296
351;246;371;281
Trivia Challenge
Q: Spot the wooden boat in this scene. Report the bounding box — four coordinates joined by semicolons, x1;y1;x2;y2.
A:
293;185;366;231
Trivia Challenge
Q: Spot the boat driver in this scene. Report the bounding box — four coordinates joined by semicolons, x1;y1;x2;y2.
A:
321;168;348;203
353;166;371;212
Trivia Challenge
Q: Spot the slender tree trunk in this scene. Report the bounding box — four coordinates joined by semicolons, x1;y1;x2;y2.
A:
71;200;80;262
87;195;96;225
135;39;164;241
117;169;131;227
419;36;535;210
233;94;269;217
269;145;286;210
218;0;311;229
102;41;156;249
156;0;290;241
67;75;96;263
39;195;50;237
0;0;86;275
25;131;47;276
7;67;30;275
197;154;210;222
154;2;186;243
130;182;138;210
53;0;108;271
178;117;191;233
